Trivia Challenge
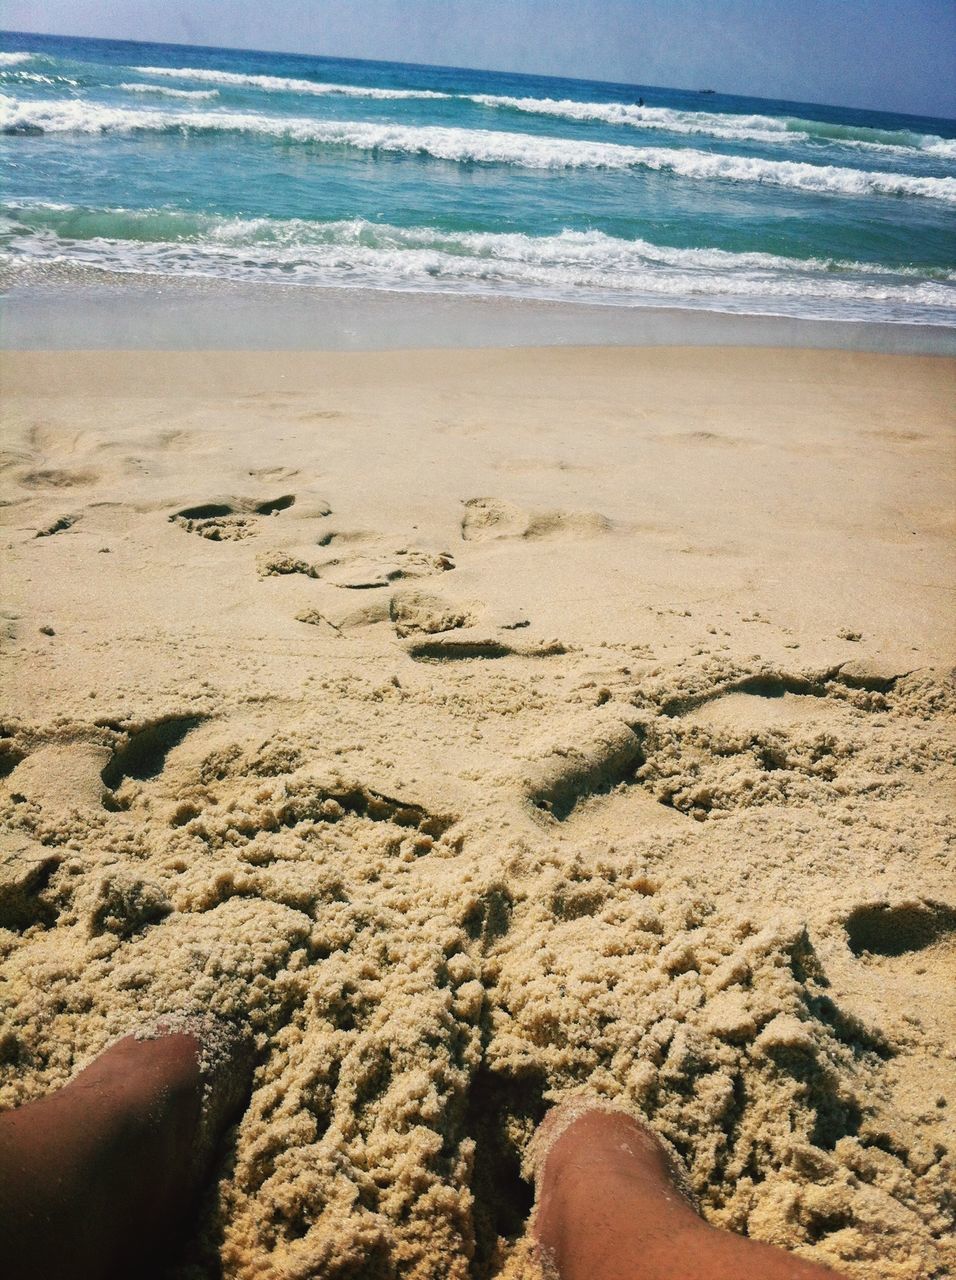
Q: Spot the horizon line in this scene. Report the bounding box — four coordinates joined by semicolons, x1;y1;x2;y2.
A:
4;26;956;124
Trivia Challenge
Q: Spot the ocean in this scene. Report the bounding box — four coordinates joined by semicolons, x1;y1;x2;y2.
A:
2;29;955;326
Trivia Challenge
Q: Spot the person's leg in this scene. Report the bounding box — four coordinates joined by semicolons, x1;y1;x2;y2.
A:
531;1103;847;1280
0;1017;252;1280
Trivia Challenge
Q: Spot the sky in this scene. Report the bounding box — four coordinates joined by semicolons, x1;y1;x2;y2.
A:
4;0;956;118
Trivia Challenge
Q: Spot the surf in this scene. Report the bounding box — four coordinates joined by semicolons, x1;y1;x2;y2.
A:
123;64;956;156
132;64;451;100
3;204;954;319
4;97;955;205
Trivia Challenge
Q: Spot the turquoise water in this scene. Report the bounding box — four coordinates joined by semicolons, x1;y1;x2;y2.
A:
2;30;955;324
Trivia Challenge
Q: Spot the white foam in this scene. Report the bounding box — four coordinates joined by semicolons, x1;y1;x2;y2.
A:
4;97;954;204
127;69;956;155
3;206;953;321
6;51;956;158
132;65;450;100
119;82;219;101
1;70;78;87
5;198;77;210
923;137;956;160
469;95;793;144
469;93;956;157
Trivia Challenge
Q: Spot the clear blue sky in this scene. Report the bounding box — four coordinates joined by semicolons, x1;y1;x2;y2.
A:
5;0;956;118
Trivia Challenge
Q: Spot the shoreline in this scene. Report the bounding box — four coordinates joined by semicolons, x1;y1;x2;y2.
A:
3;276;955;354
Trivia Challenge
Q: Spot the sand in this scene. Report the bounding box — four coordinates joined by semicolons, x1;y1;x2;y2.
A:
1;344;954;1279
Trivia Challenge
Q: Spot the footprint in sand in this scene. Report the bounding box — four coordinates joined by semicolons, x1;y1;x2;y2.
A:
296;599;390;634
0;610;19;646
295;586;477;638
404;633;565;662
2;715;205;817
267;546;455;589
510;663;924;831
33;513;79;538
296;525;456;589
99;714;206;794
128;718;456;847
170;494;297;541
461;497;613;542
521;708;647;822
840;897;956;1131
257;511;459;619
86;870;173;939
843;900;956;961
389;588;480;638
4;742;115;812
639;664;920;820
17;467;99;490
258;552;321;579
461;498;529;541
0;832;61;931
658;661;908;720
321;548;455;589
297;586;534;646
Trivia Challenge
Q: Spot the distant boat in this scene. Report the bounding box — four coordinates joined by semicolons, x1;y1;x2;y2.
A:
699;88;716;95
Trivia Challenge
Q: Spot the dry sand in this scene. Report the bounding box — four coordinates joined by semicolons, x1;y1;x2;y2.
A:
1;345;954;1279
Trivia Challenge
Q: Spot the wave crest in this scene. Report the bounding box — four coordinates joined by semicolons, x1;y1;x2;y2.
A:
471;92;956;155
6;51;956;159
123;65;956;155
119;82;219;100
3;97;954;204
132;64;450;100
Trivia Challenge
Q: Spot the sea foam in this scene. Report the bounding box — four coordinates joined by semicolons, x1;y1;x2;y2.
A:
132;64;450;99
3;204;954;321
469;93;956;155
119;82;219;101
4;97;955;204
123;65;956;155
471;95;793;144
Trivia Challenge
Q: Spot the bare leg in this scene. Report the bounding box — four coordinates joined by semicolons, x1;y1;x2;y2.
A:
531;1103;847;1280
0;1017;252;1280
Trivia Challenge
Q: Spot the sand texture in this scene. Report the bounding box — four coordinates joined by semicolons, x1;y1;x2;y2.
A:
1;346;955;1279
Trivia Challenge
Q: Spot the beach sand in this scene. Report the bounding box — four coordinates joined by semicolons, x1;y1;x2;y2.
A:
1;344;954;1279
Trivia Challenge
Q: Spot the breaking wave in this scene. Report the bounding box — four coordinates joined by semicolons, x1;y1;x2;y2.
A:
121;65;956;157
132;64;450;100
3;98;955;204
2;203;953;322
119;82;219;101
469;93;956;156
6;51;956;159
